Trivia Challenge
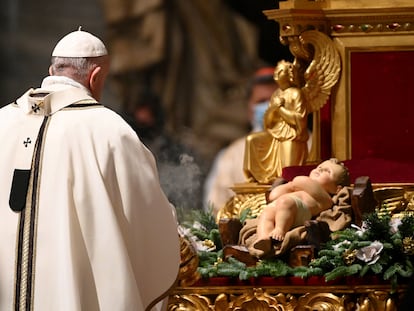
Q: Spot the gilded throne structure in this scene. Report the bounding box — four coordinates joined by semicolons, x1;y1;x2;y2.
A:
168;1;414;310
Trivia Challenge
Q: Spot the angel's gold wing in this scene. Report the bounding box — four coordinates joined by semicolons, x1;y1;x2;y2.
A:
299;30;341;113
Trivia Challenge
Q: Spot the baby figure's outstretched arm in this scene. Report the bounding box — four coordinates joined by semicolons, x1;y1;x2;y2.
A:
268;181;296;201
291;176;333;215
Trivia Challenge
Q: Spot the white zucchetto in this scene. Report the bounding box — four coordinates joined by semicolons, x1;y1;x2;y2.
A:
51;28;108;58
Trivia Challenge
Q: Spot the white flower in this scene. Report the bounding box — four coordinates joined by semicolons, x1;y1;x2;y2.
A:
178;225;191;237
356;241;383;265
333;240;351;251
351;222;368;237
389;217;402;234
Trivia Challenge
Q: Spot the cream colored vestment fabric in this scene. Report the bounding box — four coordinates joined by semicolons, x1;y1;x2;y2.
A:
0;77;180;311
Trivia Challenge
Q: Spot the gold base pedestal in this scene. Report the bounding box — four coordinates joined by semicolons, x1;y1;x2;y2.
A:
168;277;407;310
216;182;272;220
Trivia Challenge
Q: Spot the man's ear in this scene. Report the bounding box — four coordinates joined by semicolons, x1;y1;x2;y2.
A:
88;66;102;99
48;65;54;76
89;66;102;88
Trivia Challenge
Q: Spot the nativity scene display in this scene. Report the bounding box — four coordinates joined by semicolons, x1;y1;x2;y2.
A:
174;30;414;309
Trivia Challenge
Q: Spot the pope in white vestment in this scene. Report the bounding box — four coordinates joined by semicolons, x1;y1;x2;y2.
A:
0;29;180;311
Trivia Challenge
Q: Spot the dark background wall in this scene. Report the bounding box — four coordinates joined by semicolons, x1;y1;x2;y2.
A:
0;0;110;106
0;0;290;108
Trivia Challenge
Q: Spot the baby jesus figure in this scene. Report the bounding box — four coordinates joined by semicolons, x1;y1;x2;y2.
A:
253;158;350;255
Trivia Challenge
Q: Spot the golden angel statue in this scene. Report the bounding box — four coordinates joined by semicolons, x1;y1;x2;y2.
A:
243;30;340;184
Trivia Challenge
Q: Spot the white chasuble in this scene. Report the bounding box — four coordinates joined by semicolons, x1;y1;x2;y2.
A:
0;80;180;311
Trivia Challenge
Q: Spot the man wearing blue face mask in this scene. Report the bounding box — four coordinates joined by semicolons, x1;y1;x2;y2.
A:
204;67;278;216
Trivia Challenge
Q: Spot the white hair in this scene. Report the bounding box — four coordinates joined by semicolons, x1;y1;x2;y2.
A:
50;56;99;83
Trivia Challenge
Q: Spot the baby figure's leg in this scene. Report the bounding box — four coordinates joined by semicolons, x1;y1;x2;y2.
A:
252;204;278;257
256;201;278;241
252;195;300;257
268;195;298;241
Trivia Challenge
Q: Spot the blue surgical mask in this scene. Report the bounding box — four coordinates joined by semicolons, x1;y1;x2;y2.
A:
251;101;269;132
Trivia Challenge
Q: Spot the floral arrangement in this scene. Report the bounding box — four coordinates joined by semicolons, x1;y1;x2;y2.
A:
179;207;414;289
309;212;414;288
